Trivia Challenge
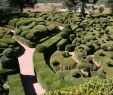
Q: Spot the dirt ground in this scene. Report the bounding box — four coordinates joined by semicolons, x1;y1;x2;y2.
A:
24;3;111;14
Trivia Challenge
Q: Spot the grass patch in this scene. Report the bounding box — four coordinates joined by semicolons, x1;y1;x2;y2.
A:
50;51;76;71
8;74;24;95
94;51;113;78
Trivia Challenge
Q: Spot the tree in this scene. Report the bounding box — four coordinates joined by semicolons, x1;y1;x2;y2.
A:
63;0;98;16
63;0;78;11
5;0;37;12
106;0;113;14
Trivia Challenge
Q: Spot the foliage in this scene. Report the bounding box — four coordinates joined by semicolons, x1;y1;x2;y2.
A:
33;51;69;91
45;77;113;95
36;45;47;53
3;48;15;58
8;74;24;95
98;7;104;13
8;0;37;12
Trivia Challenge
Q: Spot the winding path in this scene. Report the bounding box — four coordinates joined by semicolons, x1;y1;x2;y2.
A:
11;30;45;95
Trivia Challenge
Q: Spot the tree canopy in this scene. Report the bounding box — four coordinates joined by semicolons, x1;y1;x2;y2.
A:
0;0;37;12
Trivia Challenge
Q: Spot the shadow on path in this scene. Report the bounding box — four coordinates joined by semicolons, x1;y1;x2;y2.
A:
17;45;26;57
20;74;37;95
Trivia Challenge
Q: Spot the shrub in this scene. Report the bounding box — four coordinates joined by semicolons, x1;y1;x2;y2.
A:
50;60;60;66
47;25;58;32
34;25;48;32
33;51;68;91
69;34;75;41
15;29;22;35
57;39;68;51
60;32;69;39
16;20;26;28
19;22;36;31
0;38;17;45
97;68;106;78
0;43;8;48
20;30;29;37
86;55;93;62
25;33;34;41
45;78;113;95
61;51;70;58
98;50;105;56
77;62;91;72
71;69;81;78
65;44;75;52
104;28;109;34
9;18;19;27
3;48;15;58
3;35;12;38
15;36;36;48
107;46;113;51
107;61;113;67
0;55;19;71
36;45;47;53
63;24;71;29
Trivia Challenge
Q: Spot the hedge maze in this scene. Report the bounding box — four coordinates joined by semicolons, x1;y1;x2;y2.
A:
1;12;113;94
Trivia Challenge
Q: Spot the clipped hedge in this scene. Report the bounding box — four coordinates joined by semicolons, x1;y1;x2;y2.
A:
57;39;69;51
37;33;62;53
0;38;17;45
19;22;36;31
15;36;36;48
33;51;68;91
65;44;75;52
9;18;19;27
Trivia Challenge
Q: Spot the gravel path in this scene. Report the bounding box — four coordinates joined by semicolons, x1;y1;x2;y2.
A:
69;52;81;64
18;41;45;95
11;30;45;95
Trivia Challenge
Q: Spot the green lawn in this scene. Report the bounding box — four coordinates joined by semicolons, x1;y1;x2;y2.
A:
8;74;25;95
94;51;113;78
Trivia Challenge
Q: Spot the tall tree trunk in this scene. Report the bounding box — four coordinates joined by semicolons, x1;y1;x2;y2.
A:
81;0;86;16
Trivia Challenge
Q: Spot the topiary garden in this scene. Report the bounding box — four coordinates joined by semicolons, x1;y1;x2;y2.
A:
1;11;113;94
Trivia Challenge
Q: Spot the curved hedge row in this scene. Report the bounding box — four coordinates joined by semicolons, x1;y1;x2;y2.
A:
57;39;68;51
36;33;62;53
33;51;68;91
15;36;36;48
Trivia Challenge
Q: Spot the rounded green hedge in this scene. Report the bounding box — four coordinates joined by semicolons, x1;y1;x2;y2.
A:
25;33;34;41
65;44;75;52
36;45;47;53
3;48;15;58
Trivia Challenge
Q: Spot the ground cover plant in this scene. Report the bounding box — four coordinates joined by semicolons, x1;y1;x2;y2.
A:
45;77;113;95
8;74;24;95
0;27;24;95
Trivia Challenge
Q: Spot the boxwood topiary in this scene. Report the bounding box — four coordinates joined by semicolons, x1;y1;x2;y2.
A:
0;43;8;48
97;68;106;78
25;33;34;41
50;60;60;66
70;34;75;41
71;69;81;78
3;48;15;58
9;18;19;27
60;32;69;39
61;51;70;58
20;30;29;37
65;44;75;52
34;25;48;32
36;45;47;53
